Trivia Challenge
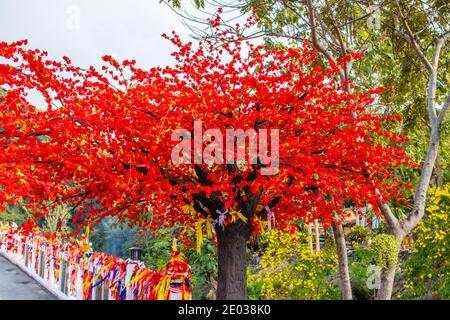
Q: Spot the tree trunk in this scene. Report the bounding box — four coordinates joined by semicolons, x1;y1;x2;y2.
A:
307;223;314;253
216;222;251;300
332;222;352;300
314;219;321;253
376;263;397;300
432;152;444;189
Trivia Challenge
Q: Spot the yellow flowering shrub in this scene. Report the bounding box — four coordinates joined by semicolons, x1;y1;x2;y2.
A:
248;230;339;300
402;185;450;299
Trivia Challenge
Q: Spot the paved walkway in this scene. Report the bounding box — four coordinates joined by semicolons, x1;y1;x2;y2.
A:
0;254;57;300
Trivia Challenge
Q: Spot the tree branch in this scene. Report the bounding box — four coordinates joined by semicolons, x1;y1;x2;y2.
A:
395;1;433;73
432;31;450;70
437;94;450;125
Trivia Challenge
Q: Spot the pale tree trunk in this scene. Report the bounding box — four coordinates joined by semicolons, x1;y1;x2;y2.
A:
376;125;441;299
307;223;314;253
314;219;321;253
376;8;450;296
305;0;353;298
431;152;444;189
332;222;352;300
377;263;397;300
373;4;450;299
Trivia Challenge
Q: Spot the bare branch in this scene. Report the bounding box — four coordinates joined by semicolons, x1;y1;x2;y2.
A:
305;0;345;83
395;1;433;73
376;198;403;238
432;31;450;70
305;0;335;63
402;124;441;233
437;94;450;126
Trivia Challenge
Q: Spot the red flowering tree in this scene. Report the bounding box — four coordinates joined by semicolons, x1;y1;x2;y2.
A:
0;17;413;299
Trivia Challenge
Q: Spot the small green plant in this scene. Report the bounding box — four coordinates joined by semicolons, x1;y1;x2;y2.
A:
247;271;264;300
369;234;399;269
347;225;370;246
322;234;337;255
348;243;377;300
349;262;373;300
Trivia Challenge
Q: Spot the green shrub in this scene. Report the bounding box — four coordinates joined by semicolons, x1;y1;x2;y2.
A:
347;225;370;246
348;243;377;300
369;234;399;269
349;262;373;300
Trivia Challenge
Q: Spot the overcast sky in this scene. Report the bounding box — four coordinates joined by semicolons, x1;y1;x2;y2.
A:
0;1;253;107
0;0;195;69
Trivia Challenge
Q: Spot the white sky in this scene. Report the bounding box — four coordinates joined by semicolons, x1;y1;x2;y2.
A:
0;0;194;69
0;0;253;108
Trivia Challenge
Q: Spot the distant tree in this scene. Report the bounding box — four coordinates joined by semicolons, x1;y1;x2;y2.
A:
42;204;71;233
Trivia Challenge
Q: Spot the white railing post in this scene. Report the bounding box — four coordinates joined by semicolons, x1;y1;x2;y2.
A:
125;262;136;300
30;243;36;273
49;249;55;287
75;264;84;299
